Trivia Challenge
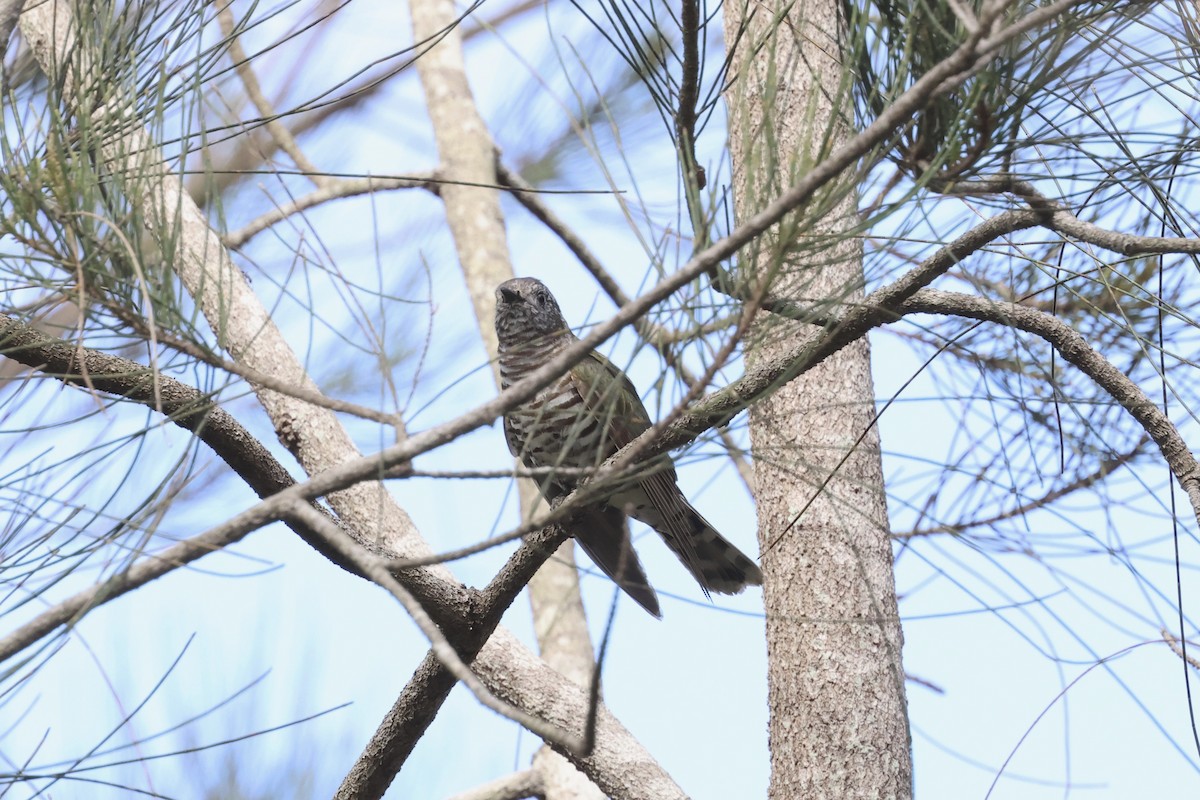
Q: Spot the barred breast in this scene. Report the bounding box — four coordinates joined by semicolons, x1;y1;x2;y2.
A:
499;341;611;486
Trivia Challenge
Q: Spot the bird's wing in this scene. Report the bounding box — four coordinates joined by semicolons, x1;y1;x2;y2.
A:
502;415;519;458
568;350;708;593
567;349;653;441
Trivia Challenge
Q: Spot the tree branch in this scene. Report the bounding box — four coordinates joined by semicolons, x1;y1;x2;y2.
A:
286;503;586;752
936;176;1200;255
899;288;1200;523
444;769;544;800
1164;630;1200;672
223;173;439;249
334;522;570;799
217;3;329;188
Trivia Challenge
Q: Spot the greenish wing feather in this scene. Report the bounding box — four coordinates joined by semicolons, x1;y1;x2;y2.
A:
570;349;705;591
568;349;652;447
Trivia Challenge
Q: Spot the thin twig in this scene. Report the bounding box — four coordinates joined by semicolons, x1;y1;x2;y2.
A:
896;437;1149;538
443;769;544;800
676;0;708;246
217;3;330;188
1163;630;1200;672
223;173;438;249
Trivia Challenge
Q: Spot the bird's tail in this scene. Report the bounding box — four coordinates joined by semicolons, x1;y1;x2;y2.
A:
570;504;662;618
621;483;763;596
672;498;763;595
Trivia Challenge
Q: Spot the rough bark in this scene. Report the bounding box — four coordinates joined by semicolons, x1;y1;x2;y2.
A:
722;1;912;797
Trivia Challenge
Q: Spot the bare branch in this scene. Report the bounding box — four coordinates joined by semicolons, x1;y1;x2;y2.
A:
223;173;439;250
335;522;571;799
285;503;587;753
660;211;1046;451
217;3;329;188
495;163;628;309
900;289;1200;523
444;769;544;800
938;177;1200;255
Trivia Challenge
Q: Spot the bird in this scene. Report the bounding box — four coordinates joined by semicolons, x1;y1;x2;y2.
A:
494;276;763;617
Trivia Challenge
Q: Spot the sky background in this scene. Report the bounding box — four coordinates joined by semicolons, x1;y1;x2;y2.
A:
1;1;1198;798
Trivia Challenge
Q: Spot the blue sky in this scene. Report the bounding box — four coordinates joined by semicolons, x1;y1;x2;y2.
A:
1;1;1199;798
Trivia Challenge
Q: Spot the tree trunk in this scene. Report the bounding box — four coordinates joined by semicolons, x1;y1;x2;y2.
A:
722;1;912;796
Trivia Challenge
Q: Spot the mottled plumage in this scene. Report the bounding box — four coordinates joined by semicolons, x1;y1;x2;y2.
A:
495;277;762;617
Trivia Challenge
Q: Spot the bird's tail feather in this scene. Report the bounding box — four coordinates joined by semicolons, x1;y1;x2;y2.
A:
675;499;764;594
624;487;763;596
571;504;662;618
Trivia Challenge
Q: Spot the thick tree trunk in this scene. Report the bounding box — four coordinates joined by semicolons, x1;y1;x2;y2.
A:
722;2;912;797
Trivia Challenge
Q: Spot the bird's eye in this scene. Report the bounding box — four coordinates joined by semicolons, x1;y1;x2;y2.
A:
536;291;548;307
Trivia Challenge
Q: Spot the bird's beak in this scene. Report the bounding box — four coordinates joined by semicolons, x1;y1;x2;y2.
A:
497;286;521;304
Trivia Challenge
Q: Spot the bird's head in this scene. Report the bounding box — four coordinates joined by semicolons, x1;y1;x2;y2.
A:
494;277;570;346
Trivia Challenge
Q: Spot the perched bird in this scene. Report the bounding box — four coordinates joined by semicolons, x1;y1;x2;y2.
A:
495;277;763;617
